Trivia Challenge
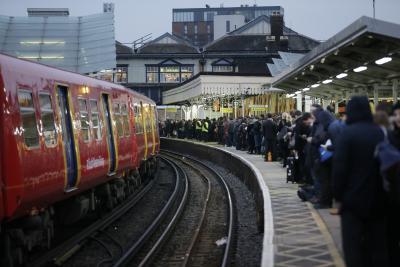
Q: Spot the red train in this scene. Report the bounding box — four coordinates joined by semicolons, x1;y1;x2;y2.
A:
0;53;159;265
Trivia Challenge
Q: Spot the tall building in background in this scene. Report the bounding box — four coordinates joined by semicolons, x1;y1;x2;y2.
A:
172;5;284;46
0;4;116;74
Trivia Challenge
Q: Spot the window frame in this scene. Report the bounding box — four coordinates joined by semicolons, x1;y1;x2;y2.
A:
146;62;194;84
89;99;102;141
38;91;58;148
113;102;124;138
133;104;144;134
121;103;130;137
113;65;128;84
77;97;91;143
17;88;40;149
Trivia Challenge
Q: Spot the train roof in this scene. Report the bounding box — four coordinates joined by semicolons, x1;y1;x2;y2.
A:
0;52;155;105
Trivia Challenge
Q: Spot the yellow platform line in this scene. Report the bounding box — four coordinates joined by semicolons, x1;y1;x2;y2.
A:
306;202;345;267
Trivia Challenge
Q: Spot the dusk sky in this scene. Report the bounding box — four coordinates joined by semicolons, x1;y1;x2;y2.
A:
1;0;400;43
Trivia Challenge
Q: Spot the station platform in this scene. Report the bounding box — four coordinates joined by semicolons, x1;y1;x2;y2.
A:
170;140;345;267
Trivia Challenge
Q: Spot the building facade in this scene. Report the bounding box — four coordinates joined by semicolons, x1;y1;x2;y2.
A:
117;15;319;104
172;5;283;46
0;5;116;74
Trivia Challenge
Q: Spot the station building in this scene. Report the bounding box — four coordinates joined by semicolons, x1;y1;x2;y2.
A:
117;14;319;112
0;4;117;75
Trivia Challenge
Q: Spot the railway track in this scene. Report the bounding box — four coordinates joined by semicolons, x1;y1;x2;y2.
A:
114;150;235;267
30;158;167;267
33;153;235;267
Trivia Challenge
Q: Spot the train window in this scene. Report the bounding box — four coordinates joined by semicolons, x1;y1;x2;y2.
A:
39;93;57;147
78;98;90;142
134;104;143;134
151;106;158;131
90;100;102;141
18;90;39;148
113;103;124;138
121;103;130;137
145;105;151;133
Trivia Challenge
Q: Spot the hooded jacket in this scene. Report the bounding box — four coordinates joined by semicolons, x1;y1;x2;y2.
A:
332;96;385;219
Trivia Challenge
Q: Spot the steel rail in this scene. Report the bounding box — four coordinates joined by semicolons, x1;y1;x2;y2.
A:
112;156;188;267
161;150;235;267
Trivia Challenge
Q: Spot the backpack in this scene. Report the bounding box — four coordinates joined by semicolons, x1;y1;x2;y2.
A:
375;128;400;204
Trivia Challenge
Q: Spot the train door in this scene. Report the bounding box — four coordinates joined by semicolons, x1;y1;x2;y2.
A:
150;106;156;155
57;85;78;191
102;94;117;174
141;101;148;159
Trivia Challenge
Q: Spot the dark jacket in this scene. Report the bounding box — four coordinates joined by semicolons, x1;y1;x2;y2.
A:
332;96;385;219
262;119;278;140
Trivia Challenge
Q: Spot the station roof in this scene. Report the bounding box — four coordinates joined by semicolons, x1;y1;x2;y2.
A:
270;16;400;99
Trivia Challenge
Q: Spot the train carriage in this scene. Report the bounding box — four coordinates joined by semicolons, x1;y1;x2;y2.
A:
0;53;159;265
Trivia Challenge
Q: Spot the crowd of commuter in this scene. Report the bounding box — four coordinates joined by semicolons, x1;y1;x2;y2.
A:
159;95;400;267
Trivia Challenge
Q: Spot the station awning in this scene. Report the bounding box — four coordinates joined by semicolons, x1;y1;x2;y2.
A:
163;73;275;105
269;16;400;100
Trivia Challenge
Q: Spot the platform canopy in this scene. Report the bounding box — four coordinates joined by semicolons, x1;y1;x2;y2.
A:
269;16;400;101
162;73;277;105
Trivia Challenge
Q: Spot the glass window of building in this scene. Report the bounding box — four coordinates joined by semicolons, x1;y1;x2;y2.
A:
181;65;194;82
146;65;159;83
204;11;217;21
173;12;194;22
226;20;231;33
207;24;211;33
160;66;180;83
194;25;198;34
90;100;102;141
212;65;234;72
18;90;39;148
114;65;128;83
184;25;188;35
78;98;90;142
39;93;57;147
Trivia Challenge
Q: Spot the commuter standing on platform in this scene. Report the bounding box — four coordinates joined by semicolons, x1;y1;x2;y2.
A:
387;103;400;267
262;113;278;161
202;118;209;142
195;119;202;140
333;96;389;267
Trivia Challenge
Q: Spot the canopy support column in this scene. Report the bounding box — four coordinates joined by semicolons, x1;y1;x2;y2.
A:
393;80;399;104
374;84;379;107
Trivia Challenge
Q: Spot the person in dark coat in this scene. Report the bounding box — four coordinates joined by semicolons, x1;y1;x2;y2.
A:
247;120;255;154
309;107;335;208
253;118;262;154
333;96;389;267
387;103;400;267
262;113;278;161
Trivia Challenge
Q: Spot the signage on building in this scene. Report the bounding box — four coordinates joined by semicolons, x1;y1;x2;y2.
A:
222;108;233;113
250;104;268;111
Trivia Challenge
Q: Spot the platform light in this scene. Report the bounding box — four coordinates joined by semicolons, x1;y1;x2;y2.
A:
336;73;348;79
375;57;392;65
302;88;310;92
295;91;302;95
311;83;320;88
322;79;333;84
20;41;65;45
353;66;367;72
